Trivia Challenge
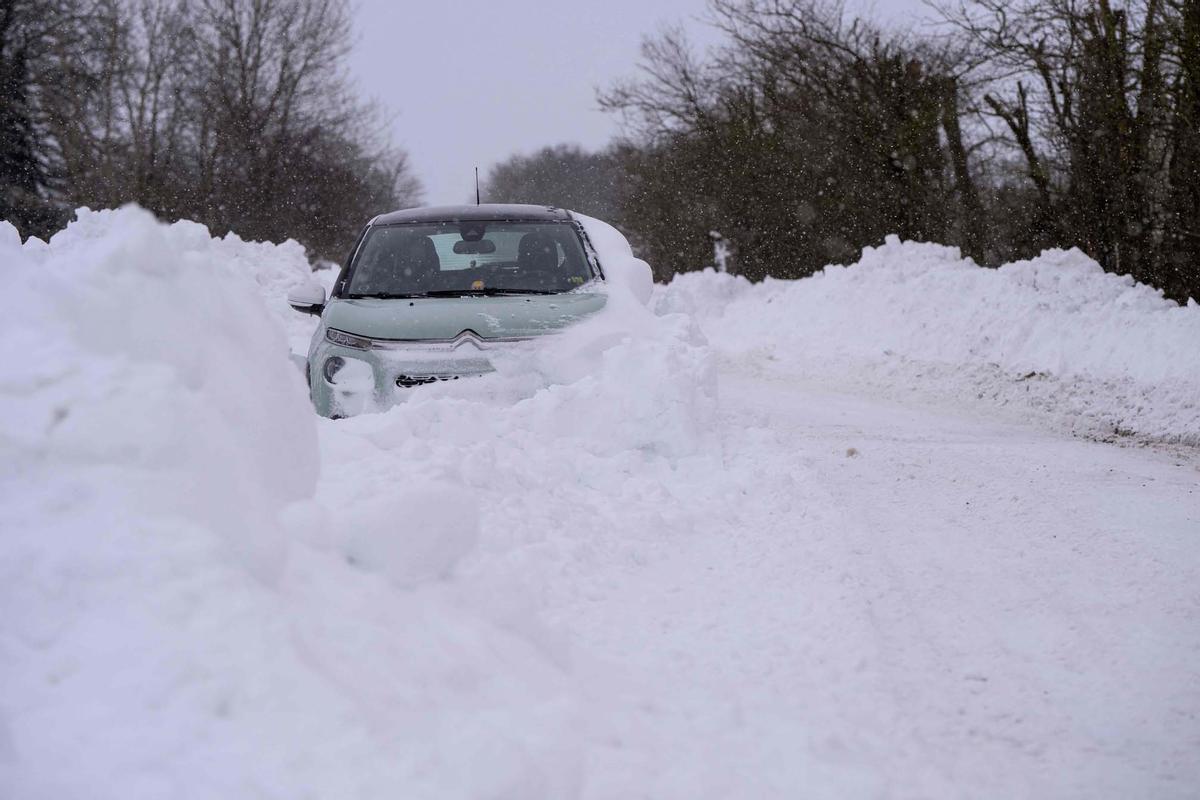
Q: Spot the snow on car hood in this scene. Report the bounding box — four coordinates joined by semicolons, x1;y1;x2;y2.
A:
322;291;607;341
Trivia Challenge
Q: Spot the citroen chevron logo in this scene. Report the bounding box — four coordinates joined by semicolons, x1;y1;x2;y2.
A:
451;330;485;350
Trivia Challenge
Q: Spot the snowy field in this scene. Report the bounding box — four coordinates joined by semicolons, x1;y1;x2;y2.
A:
2;207;1198;799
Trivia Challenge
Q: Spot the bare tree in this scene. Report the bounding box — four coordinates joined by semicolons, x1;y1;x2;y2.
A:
3;0;422;259
937;0;1197;299
0;0;101;236
484;144;624;222
601;0;973;276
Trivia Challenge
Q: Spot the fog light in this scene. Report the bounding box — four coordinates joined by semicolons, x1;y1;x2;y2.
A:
323;356;346;383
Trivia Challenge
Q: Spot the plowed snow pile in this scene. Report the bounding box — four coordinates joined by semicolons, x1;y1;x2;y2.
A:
0;207;718;798
656;237;1200;444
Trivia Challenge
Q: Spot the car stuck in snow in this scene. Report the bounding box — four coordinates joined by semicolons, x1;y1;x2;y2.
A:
288;204;619;417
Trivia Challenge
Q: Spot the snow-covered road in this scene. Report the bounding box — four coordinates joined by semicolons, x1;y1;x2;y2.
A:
556;353;1199;797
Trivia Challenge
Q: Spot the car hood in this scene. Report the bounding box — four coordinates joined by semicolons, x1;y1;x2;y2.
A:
322;292;607;341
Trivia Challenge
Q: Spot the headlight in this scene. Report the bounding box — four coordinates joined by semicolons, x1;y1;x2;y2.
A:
325;328;372;349
323;356;346;383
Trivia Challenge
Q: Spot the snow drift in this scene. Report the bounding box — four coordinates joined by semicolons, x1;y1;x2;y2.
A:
0;207;328;796
0;206;718;799
656;236;1200;444
0;207;317;567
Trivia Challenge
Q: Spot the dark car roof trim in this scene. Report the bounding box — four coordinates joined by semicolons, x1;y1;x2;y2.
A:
371;204;573;226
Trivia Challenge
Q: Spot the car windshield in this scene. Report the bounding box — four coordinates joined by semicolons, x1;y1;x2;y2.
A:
345;220;594;297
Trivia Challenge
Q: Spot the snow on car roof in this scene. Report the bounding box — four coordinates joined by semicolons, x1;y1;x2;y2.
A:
372;204;572;225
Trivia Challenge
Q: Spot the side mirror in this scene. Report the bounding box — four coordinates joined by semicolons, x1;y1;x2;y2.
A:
288;282;326;316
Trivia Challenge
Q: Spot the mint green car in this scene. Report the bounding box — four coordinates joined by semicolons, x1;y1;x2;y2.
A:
288;204;608;417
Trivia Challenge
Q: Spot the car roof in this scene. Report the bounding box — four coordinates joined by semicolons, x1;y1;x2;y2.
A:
371;204;573;225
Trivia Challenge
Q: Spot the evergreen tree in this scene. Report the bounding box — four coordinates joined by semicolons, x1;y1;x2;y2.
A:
0;2;56;235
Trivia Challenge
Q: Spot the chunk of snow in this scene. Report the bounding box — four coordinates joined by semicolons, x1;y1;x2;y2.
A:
341;482;480;588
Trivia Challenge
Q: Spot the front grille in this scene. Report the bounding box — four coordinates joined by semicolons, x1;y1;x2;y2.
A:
396;373;469;388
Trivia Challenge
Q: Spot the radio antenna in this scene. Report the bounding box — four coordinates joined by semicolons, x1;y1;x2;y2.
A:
475;167;480;205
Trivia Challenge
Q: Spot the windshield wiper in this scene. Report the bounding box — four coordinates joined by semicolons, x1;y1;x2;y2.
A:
347;291;431;299
348;289;557;299
422;288;556;297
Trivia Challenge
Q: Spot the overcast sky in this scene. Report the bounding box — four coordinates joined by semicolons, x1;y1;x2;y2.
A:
347;0;931;206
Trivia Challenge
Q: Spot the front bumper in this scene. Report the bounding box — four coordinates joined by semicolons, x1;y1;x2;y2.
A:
307;329;533;417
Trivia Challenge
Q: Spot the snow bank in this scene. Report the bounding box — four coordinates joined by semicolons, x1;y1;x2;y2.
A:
0;207;317;551
205;228;330;354
0;206;720;799
0;207;598;799
305;287;727;790
0;206;320;791
656;237;1200;443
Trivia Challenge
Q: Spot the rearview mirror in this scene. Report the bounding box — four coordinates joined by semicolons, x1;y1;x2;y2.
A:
287;282;326;316
453;239;496;255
